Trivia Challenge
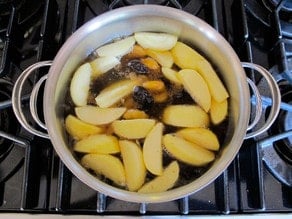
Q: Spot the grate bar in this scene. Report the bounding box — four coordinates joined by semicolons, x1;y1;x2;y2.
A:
139;202;147;214
96;193;106;213
179;196;189;214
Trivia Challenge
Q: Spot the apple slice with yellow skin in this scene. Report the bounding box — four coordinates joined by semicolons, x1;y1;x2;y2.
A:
178;69;211;112
70;62;92;106
81;154;126;186
119;140;146;191
210;98;228;125
74;134;120;154
112;119;156;139
163;134;215;166
161;67;182;85
162;105;209;128
176;128;220;151
171;41;229;102
95;79;138;108
196;61;229;102
75;105;126;125
143;123;164;175
138;161;179;193
171;41;205;69
134;32;178;51
95;36;136;57
90;56;120;78
146;49;174;68
65;115;104;140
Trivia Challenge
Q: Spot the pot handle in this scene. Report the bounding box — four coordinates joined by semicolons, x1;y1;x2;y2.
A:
12;61;52;139
242;62;281;139
12;61;281;140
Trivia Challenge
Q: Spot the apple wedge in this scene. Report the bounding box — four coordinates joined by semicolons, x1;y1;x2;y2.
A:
81;154;126;186
75;105;126;125
176;128;220;151
163;134;215;166
90;56;120;78
74;134;120;154
178;69;211;112
162;105;209;128
112;119;156;139
171;41;205;69
119;140;146;191
134;32;178;51
171;41;229;102
161;67;182;85
138;161;179;193
143;123;164;175
70;62;92;106
146;49;174;68
196;61;229;103
65;115;104;140
95;36;136;58
210;98;228;125
95;79;138;108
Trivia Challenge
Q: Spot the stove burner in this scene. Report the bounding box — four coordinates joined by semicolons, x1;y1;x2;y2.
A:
271;83;292;162
263;0;292;12
0;0;25;16
246;0;292;40
260;80;292;186
102;0;188;10
0;79;19;162
123;0;168;5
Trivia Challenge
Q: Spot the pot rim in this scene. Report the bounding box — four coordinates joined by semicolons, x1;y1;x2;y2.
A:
43;5;250;203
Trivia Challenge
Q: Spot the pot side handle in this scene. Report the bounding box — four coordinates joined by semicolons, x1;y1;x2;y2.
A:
12;61;53;139
11;61;281;140
242;62;281;139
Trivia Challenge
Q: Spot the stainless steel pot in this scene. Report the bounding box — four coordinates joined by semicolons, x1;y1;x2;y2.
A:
11;5;281;203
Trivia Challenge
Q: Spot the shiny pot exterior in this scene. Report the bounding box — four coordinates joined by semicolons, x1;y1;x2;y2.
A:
43;5;250;203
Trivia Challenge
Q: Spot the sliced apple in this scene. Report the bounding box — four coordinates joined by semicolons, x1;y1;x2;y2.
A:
143;123;164;175
112;119;156;139
119;140;146;191
210;98;228;125
74;134;120;154
178;69;211;112
95;36;136;58
163;134;215;166
90;56;120;78
171;41;205;69
171;41;229;102
134;32;178;51
65;115;104;140
75;105;126;125
70;62;92;106
162;105;209;128
176;128;220;151
95;79;138;108
146;49;174;68
138;161;179;193
161;67;182;85
81;154;126;186
196;61;229;103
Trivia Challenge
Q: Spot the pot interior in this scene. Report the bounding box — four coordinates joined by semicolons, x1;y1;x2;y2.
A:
44;5;250;203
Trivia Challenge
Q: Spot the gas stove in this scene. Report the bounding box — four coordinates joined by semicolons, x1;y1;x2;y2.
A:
0;0;291;216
